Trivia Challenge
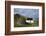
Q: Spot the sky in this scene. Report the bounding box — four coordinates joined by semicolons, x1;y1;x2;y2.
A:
14;8;39;18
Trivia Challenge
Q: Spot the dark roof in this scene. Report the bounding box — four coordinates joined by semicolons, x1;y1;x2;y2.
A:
27;18;33;20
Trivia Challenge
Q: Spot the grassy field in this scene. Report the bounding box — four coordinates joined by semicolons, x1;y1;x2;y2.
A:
14;14;39;27
14;20;39;27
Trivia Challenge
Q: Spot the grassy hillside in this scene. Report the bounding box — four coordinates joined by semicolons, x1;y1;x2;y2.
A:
14;14;39;27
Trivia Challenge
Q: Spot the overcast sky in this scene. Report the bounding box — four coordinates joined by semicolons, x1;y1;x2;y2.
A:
14;8;39;18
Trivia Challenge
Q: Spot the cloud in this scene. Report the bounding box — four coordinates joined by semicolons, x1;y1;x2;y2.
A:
14;8;39;18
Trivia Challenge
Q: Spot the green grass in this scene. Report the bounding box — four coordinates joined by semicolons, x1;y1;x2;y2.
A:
14;24;32;27
14;14;39;27
14;19;39;27
14;22;39;27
